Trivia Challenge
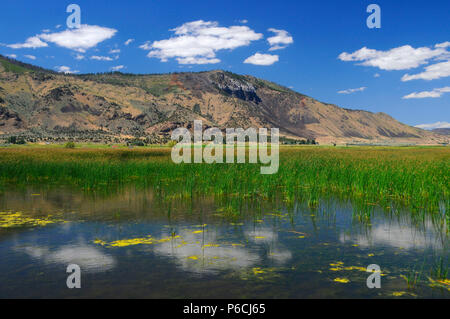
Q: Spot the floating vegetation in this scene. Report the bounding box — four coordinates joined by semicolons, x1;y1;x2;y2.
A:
333;278;350;283
187;256;199;261
427;278;450;291
236;267;283;281
391;291;417;297
109;236;155;247
0;211;64;229
329;262;367;273
94;235;181;248
93;239;107;246
328;261;387;281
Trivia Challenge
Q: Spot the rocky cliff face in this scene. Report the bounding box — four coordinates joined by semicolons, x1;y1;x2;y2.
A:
0;55;446;144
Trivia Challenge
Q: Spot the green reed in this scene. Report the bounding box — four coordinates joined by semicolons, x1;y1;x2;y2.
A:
0;146;448;220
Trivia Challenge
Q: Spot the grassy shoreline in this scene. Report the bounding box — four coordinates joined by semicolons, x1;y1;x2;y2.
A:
0;146;448;220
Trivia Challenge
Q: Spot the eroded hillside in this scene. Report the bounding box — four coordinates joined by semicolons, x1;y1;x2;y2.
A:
0;55;445;144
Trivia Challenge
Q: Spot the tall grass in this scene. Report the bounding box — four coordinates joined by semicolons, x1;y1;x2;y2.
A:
0;146;448;219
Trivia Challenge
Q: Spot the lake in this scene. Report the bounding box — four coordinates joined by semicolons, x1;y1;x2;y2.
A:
0;186;448;298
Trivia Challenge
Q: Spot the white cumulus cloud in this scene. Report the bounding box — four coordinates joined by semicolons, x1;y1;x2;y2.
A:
267;28;293;51
124;39;134;46
415;121;450;130
111;65;125;71
244;53;279;66
24;54;36;60
8;25;117;53
338;87;367;94
39;25;117;52
90;55;114;61
435;41;450;49
55;66;79;74
403;86;450;99
7;36;48;49
338;44;448;70
402;60;450;81
141;20;263;65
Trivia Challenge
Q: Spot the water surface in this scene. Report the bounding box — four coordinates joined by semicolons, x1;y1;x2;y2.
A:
0;186;448;298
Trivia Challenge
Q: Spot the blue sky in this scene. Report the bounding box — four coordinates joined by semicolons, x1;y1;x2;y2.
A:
0;0;448;128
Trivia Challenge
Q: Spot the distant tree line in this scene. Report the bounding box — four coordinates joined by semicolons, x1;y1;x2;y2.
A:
7;136;26;145
280;137;317;145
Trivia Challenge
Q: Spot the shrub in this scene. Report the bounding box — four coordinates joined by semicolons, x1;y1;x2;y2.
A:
7;136;26;145
128;139;146;147
65;142;76;149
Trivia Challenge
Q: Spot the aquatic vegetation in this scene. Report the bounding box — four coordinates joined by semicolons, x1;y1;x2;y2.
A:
187;256;199;261
0;146;447;224
329;263;364;283
392;291;407;297
401;269;423;290
391;291;417;297
328;262;387;279
330;262;344;267
430;257;448;281
427;258;449;291
329;262;366;273
109;237;155;247
333;278;350;283
252;267;265;275
95;235;182;247
0;146;448;298
93;239;107;246
236;267;283;281
0;211;63;228
427;277;450;291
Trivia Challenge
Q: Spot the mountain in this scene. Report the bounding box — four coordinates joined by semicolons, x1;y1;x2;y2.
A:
432;128;450;136
0;55;446;145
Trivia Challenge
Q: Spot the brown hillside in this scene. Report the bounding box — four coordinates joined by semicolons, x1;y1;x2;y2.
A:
0;55;446;145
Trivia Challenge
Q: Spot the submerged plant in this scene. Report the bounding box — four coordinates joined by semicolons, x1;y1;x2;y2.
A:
430;257;448;280
401;262;425;290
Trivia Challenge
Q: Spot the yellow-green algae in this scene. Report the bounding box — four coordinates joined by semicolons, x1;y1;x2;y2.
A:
94;235;181;247
333;278;350;283
427;277;450;291
0;211;64;229
236;267;284;281
329;261;387;276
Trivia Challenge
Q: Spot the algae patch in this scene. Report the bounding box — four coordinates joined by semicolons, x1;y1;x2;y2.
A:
333;278;350;283
0;211;64;229
94;235;182;248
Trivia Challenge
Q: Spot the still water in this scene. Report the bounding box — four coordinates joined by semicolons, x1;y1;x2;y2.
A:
0;186;448;298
